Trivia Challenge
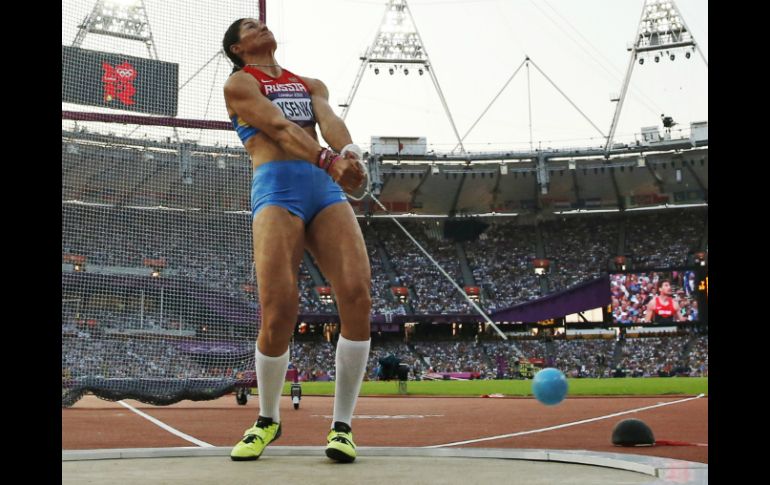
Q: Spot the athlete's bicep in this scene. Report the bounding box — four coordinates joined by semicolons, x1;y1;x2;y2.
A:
224;73;288;136
303;77;338;127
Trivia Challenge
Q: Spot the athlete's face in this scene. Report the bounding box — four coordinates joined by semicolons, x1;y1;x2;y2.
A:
661;282;672;296
236;18;276;52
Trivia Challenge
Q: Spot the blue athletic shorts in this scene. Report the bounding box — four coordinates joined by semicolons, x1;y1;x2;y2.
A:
251;160;348;224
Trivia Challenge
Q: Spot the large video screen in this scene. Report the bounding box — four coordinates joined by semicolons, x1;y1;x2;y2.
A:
609;270;701;325
62;46;178;116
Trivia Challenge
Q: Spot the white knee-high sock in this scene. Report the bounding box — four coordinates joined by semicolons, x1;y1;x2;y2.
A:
256;346;289;423
332;335;371;427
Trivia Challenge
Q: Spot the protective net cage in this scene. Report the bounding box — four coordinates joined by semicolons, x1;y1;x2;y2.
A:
62;0;267;407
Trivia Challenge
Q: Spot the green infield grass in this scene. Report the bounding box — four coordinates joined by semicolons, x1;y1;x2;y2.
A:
276;377;707;397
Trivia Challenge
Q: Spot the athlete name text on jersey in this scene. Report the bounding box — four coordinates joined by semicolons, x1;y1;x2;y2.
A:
272;98;314;121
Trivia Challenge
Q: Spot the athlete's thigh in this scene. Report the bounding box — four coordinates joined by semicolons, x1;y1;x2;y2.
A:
252;205;306;294
304;202;370;290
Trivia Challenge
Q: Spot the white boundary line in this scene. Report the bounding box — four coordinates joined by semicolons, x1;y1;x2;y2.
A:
425;394;705;448
117;400;213;448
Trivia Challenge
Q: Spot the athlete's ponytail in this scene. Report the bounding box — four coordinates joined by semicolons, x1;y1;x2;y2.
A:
223;19;246;74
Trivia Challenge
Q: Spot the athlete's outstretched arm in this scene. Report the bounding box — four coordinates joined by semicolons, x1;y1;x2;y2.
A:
303;77;354;153
225;72;323;162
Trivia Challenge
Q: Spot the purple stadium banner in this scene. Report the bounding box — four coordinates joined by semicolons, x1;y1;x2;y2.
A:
491;276;610;322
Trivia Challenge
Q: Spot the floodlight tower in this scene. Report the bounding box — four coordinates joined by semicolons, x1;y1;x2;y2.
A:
73;0;159;60
339;0;467;155
604;0;707;155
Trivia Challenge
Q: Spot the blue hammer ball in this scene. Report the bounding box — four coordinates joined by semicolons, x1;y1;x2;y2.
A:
532;368;568;406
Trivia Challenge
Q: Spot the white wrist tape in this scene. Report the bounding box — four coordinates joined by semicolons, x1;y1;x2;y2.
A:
339;143;369;201
340;143;363;159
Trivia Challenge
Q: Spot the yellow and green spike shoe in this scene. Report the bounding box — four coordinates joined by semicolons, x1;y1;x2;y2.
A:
230;416;282;461
325;421;356;463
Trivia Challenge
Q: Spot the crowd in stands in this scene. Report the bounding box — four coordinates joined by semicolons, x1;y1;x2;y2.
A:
362;229;408;315
551;338;616;378
465;221;541;311
290;340;336;381
63;206;706;316
616;334;693;377
626;210;705;268
372;221;471;314
542;215;617;292
62;333;708;384
686;335;708;377
297;262;332;314
62;333;210;380
412;340;493;376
